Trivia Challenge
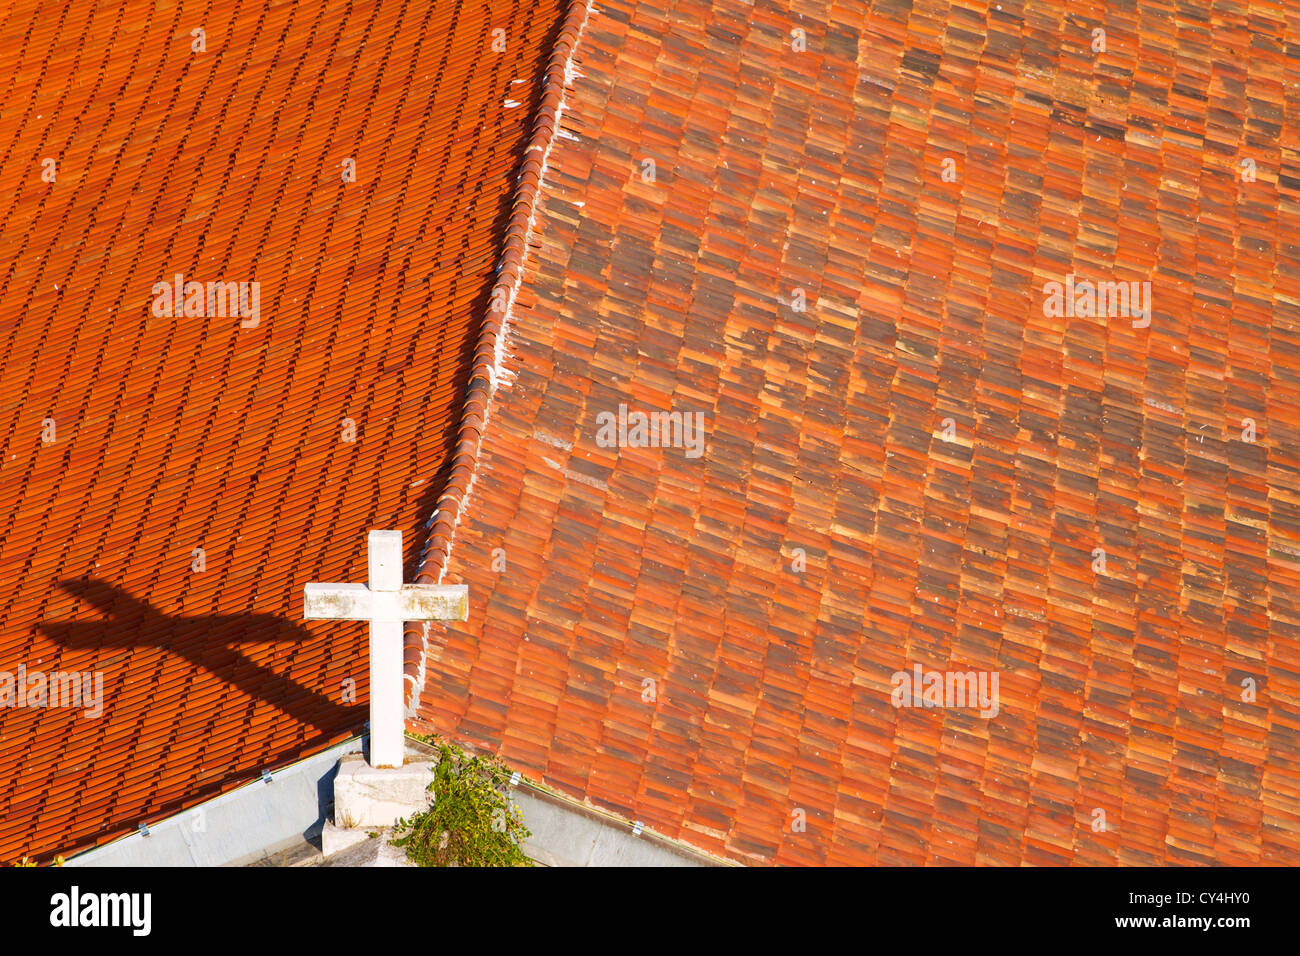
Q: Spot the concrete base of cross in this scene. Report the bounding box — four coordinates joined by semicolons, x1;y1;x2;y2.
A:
330;751;434;830
322;744;433;865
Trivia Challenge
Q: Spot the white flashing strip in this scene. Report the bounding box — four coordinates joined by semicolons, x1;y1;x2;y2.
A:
66;737;363;867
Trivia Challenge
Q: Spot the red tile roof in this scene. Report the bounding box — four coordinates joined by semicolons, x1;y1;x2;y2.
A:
413;0;1300;864
0;0;566;862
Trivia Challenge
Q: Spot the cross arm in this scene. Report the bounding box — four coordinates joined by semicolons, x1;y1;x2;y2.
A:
303;583;371;620
303;583;469;622
396;583;469;622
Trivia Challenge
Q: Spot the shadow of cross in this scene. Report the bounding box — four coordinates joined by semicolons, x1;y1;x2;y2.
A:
38;578;361;734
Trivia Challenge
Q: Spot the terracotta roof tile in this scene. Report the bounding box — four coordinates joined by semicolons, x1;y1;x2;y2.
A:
0;0;568;862
414;0;1300;865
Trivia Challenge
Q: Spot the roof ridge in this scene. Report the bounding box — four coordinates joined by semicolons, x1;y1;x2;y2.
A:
404;0;594;711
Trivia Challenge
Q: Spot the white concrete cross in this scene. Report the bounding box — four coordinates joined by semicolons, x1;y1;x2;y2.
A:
304;530;467;769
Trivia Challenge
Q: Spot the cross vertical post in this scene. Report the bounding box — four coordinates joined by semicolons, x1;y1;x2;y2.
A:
366;531;405;769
